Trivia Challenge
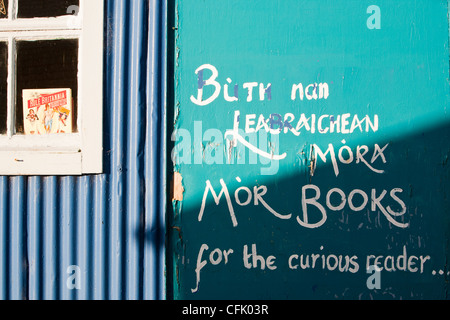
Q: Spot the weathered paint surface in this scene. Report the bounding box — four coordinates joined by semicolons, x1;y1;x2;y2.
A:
168;0;450;299
0;0;166;300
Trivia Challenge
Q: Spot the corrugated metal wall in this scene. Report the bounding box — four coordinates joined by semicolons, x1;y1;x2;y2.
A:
0;0;166;300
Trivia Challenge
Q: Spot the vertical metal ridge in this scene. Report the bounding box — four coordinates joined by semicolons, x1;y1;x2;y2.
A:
93;174;107;300
42;177;58;300
9;177;27;300
76;175;92;300
0;177;9;300
145;0;166;300
109;0;128;300
27;176;43;300
60;176;75;300
125;0;144;300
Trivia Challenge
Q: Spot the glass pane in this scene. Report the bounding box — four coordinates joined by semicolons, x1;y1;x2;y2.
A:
16;39;78;134
0;42;7;134
18;0;79;19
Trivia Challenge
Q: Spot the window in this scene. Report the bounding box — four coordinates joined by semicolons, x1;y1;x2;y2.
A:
0;0;103;175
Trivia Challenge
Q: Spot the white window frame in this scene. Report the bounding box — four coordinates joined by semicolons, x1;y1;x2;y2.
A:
0;0;103;175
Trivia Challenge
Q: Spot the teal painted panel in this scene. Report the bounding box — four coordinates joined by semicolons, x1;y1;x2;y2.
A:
169;0;450;299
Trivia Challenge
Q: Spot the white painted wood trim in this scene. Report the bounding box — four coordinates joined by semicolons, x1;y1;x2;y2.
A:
79;0;103;174
0;151;82;176
0;16;81;31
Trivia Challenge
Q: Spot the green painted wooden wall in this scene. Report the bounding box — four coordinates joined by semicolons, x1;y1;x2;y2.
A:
168;0;450;299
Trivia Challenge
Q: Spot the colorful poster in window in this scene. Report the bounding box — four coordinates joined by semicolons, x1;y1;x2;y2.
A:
22;88;72;135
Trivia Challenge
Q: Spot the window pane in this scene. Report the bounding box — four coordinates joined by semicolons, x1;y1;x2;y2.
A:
16;39;78;134
0;42;7;134
0;0;8;19
18;0;79;18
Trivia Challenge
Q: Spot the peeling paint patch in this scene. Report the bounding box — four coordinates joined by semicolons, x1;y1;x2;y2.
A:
173;172;185;201
309;144;316;178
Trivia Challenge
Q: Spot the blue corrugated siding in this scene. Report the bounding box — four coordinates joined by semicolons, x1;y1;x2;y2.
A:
0;0;166;300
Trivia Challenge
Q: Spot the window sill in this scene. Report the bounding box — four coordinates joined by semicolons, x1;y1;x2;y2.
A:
0;149;82;176
0;133;102;176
